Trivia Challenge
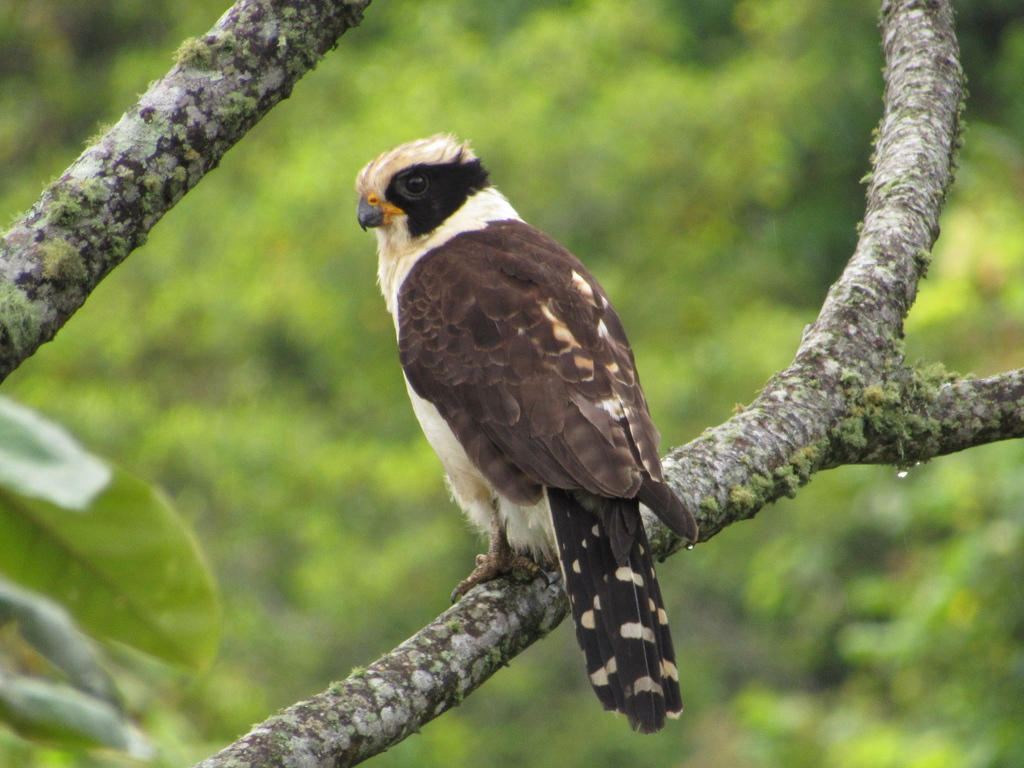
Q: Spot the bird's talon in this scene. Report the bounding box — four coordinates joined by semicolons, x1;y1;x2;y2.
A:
451;549;544;602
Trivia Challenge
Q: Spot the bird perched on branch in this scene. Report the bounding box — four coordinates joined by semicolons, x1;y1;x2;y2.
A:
355;135;698;733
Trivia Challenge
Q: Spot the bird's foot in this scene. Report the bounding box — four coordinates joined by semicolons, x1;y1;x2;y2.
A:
451;529;548;602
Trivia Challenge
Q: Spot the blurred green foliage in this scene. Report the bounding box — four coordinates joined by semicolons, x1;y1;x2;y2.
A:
0;396;217;755
0;396;220;673
3;0;1024;766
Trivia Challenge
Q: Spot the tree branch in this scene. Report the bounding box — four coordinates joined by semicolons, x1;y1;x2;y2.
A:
0;0;371;382
856;369;1024;463
193;578;569;768
661;0;967;544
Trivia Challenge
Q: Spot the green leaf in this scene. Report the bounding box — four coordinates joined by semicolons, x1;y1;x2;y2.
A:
0;576;120;707
0;469;221;671
0;396;111;511
0;673;152;758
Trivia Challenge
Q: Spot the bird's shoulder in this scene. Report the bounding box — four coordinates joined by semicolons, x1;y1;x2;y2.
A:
404;218;594;296
397;219;629;366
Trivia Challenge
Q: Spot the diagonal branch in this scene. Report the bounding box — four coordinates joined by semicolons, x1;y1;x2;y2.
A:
661;0;967;543
186;3;983;766
0;0;371;383
193;577;570;768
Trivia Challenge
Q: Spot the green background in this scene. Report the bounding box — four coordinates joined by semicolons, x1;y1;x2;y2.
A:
3;0;1024;765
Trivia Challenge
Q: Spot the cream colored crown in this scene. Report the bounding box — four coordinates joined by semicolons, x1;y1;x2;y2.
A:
355;134;477;197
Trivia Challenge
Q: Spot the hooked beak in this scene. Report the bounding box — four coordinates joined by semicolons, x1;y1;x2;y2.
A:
358;195;403;231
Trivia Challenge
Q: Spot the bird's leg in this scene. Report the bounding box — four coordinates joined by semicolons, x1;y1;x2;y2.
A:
451;513;547;601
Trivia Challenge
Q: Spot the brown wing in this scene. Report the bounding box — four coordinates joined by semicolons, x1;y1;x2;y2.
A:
398;219;694;538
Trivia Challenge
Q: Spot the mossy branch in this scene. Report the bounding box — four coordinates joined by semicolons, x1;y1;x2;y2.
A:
192;577;569;768
0;0;371;382
661;0;977;545
855;368;1024;464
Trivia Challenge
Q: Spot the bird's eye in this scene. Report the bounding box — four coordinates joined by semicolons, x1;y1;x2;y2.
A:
402;174;429;196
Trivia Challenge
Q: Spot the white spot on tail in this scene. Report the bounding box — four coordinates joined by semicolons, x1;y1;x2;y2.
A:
660;659;679;681
581;610;596;629
620;622;656;642
658;608;669;625
615;566;644;586
572;559;581;574
632;676;663;695
589;656;617;686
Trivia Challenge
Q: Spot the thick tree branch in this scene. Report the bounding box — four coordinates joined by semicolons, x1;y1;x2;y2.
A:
193;577;569;768
0;0;371;382
662;0;968;543
856;369;1024;463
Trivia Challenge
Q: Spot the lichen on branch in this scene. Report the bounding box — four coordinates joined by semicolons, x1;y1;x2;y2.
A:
0;0;371;382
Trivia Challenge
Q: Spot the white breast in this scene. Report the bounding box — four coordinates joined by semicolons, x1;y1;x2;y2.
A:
405;379;555;559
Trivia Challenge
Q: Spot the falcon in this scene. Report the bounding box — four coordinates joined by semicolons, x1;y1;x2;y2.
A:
355;135;698;733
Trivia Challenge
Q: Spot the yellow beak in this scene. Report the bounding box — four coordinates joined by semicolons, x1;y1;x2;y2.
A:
357;194;404;230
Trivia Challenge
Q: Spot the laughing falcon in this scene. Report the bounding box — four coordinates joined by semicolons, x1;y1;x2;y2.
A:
355;135;698;733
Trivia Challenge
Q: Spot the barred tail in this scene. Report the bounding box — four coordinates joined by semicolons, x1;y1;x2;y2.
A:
547;487;682;734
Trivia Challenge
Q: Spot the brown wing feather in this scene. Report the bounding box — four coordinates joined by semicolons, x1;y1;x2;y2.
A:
398;219;694;539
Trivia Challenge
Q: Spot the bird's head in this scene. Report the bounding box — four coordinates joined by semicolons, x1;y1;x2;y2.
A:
355;134;491;241
356;135;520;314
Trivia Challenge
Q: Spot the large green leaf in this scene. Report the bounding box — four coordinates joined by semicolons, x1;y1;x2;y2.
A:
0;470;220;670
0;397;110;511
0;408;220;670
